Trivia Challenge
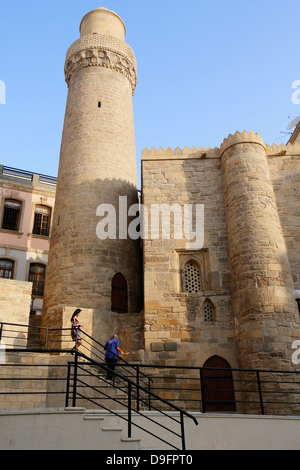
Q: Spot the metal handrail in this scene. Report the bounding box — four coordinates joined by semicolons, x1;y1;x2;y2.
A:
1;321;300;442
0;322;151;386
66;351;198;450
129;363;300;415
0;321;198;449
78;329;152;386
1;349;300;445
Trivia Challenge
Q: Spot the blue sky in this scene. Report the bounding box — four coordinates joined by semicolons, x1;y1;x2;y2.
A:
1;0;300;186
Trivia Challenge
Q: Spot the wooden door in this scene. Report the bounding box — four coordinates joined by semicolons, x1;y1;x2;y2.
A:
111;273;128;313
202;356;236;412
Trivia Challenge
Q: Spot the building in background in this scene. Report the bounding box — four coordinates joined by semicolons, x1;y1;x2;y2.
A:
0;165;56;321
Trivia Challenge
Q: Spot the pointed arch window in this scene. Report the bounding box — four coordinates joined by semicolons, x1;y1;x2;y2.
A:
203;299;215;322
111;273;128;314
184;261;202;293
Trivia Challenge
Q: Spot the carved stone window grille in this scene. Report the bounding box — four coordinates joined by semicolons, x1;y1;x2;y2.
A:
184;261;201;294
204;300;215;322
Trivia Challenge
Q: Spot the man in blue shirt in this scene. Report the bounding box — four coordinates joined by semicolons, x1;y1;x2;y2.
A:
104;335;124;380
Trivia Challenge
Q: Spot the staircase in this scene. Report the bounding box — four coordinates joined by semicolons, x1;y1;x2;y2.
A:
0;407;142;450
0;322;198;450
0;351;137;411
82;411;141;450
80;409;181;450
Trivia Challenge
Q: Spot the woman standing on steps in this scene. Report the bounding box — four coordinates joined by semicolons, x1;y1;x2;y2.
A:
70;309;83;351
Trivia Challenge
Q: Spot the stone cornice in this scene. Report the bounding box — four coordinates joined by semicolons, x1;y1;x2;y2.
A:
64;33;137;94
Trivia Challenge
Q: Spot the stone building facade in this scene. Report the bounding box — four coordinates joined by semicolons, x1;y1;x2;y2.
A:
1;8;299;380
40;7;300;374
141;134;300;373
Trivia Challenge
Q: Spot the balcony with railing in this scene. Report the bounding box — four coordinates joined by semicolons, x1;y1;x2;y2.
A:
0;165;57;188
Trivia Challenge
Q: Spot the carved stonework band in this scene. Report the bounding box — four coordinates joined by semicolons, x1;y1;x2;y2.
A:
64;33;137;94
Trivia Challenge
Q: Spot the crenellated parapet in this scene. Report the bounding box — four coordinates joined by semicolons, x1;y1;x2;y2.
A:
141;145;220;160
220;129;300;157
141;130;300;161
265;141;300;156
220;130;265;157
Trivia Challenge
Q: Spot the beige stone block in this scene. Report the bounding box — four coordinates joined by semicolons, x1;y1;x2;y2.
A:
144;301;160;310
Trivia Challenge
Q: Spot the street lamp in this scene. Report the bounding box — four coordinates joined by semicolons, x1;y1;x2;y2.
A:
293;290;300;314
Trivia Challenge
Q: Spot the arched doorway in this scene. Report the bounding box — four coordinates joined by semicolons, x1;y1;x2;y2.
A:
202;356;236;412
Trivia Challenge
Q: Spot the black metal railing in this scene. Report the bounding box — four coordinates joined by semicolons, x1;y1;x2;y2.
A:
0;322;198;450
1;321;300;446
1;321;300;416
0;321;151;389
65;351;198;450
0;360;69;409
126;363;300;416
0;321;155;413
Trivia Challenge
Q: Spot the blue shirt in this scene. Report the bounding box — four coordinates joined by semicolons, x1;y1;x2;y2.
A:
105;338;120;360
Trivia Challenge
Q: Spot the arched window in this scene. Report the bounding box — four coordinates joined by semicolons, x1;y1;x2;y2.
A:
0;259;14;279
202;356;236;412
29;263;46;297
184;261;202;293
203;299;215;322
111;273;128;314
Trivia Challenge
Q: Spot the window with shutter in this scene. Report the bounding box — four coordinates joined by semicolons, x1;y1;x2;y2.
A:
32;205;51;236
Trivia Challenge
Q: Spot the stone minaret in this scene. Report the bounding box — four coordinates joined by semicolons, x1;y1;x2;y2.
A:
42;8;142;341
220;131;300;371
